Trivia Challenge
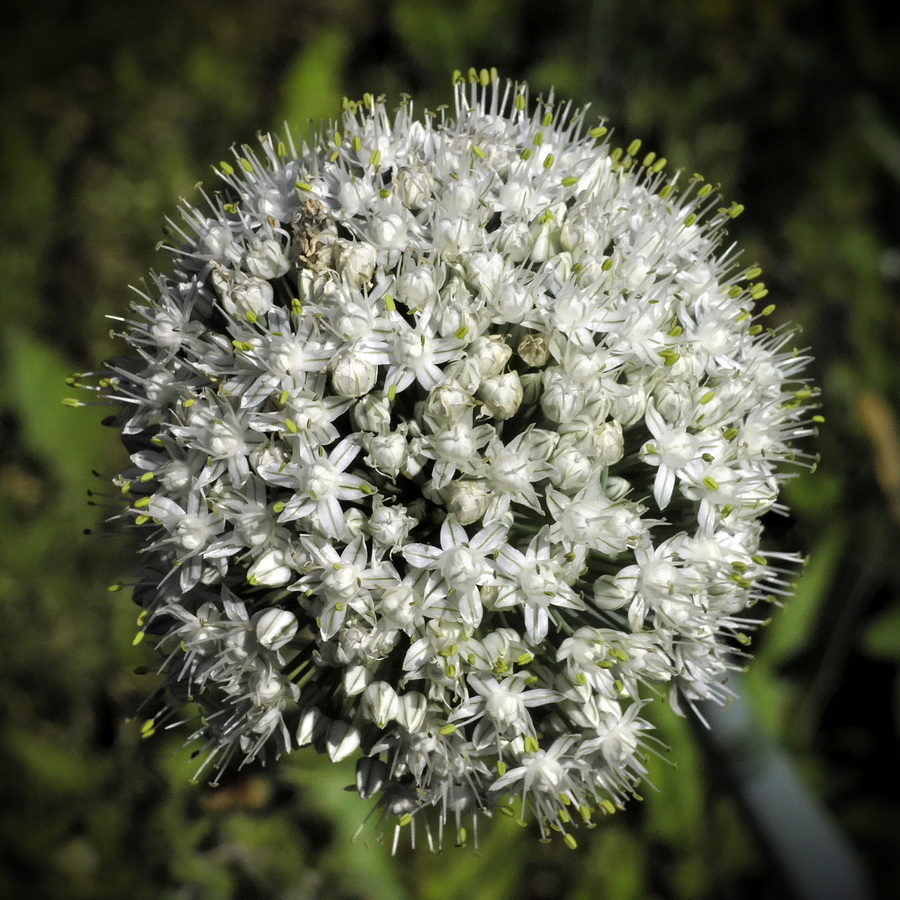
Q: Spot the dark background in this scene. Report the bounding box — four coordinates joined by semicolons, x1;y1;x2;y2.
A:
1;1;898;897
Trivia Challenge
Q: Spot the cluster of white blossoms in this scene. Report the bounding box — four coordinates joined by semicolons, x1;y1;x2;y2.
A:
83;68;818;849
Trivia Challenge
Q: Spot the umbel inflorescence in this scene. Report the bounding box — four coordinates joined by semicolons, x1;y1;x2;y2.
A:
81;68;817;849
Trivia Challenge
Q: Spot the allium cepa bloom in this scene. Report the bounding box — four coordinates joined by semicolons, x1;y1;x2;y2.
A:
83;68;817;849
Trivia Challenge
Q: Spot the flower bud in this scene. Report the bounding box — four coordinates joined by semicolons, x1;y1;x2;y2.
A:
296;706;328;747
424;381;472;427
245;238;290;279
352;394;391;432
478;372;523;419
364;681;401;728
364;432;408;477
342;664;374;697
247;548;294;587
356;756;389;800
254;608;299;651
335;240;376;285
331;352;378;397
595;419;625;467
444;479;492;525
517;332;550;367
397;691;428;732
326;719;361;762
468;334;512;377
368;503;415;549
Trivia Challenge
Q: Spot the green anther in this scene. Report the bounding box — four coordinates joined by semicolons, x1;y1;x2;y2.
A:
533;132;544;146
524;736;540;753
652;157;667;172
108;583;124;592
296;181;315;194
291;298;303;315
729;203;745;217
457;826;468;845
520;147;532;160
748;324;763;336
564;834;578;850
753;555;768;565
660;184;674;199
813;415;825;423
591;125;608;139
698;183;714;198
273;501;286;514
353;136;363;152
627;138;641;156
446;664;457;677
796;387;813;400
134;495;152;509
702;452;715;462
752;287;769;299
439;724;456;736
516;92;526;111
219;161;234;175
721;503;734;517
472;145;485;159
239;157;253;173
334;603;344;612
664;353;680;367
579;805;592;822
736;633;752;646
137;610;149;627
278;390;289;405
684;213;698;227
602;800;616;815
516;652;534;665
385;294;396;311
497;760;508;775
276;141;286;157
455;325;469;339
246;310;257;324
524;675;538;685
691;172;705;182
540;208;554;223
369;149;381;167
139;472;154;482
399;813;413;827
479;68;491;86
561;175;578;187
223;202;238;213
745;266;763;280
329;150;339;162
132;631;145;646
542;111;553;127
135;515;150;526
558;808;571;824
62;398;81;408
750;281;767;296
576;673;587;686
736;310;751;323
644;442;656;454
609;648;628;661
388;384;397;401
363;92;373;107
613;679;624;693
642;151;656;167
610;147;623;163
183;398;195;407
285;418;299;434
723;427;739;440
490;67;499;82
334;131;342;147
762;304;776;316
543;153;555;169
120;481;132;494
667;325;683;337
452;69;462;83
704;476;719;490
468;67;478;83
729;286;743;299
601;257;614;271
700;390;715;405
141;718;155;734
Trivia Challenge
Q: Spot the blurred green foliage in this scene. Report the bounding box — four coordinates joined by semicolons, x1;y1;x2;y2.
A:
1;1;898;897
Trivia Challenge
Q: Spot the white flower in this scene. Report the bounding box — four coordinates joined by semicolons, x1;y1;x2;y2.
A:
92;68;816;848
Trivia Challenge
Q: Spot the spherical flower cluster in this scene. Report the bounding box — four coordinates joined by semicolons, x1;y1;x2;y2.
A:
86;68;817;848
